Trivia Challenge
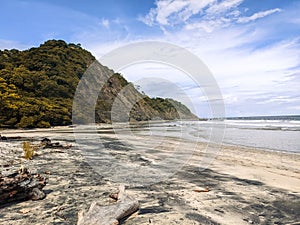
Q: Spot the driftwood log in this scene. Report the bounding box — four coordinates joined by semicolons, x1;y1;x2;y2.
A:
0;167;47;205
77;185;139;225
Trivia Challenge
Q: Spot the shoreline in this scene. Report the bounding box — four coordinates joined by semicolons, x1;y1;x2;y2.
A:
1;125;300;155
220;140;300;155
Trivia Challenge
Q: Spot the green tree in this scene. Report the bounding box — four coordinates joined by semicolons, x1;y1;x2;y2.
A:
0;77;20;126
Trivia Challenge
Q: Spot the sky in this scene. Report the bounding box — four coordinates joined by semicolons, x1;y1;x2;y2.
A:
1;0;300;118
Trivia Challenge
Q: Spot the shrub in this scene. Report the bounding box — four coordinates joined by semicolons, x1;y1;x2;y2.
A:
17;116;35;128
23;141;35;159
37;121;51;128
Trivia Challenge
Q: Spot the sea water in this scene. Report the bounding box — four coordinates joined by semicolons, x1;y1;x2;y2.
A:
138;115;300;153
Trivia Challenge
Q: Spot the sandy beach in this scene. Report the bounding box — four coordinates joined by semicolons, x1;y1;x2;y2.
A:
0;126;300;225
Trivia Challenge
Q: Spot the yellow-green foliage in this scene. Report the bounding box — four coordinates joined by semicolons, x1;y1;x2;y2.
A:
0;40;95;128
23;141;35;160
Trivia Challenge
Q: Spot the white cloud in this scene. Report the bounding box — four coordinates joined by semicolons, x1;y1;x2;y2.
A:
184;18;228;32
156;0;189;25
206;0;243;15
237;8;281;23
101;18;110;28
140;0;242;28
141;0;283;34
139;8;157;26
140;0;217;26
177;0;216;21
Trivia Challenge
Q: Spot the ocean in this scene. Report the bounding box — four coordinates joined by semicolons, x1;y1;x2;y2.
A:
134;115;300;153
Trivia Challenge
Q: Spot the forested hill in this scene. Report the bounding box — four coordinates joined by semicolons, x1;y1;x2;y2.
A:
0;40;197;128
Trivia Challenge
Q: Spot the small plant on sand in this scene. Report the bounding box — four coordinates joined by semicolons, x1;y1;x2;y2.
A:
23;141;35;160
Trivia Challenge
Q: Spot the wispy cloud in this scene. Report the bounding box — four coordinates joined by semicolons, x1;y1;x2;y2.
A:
237;8;281;23
140;0;281;33
206;0;242;15
139;0;216;26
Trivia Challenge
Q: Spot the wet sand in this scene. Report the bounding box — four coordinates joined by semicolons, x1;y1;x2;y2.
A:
0;126;300;225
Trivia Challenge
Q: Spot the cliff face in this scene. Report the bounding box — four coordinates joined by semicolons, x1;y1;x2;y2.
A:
0;40;197;128
75;61;198;124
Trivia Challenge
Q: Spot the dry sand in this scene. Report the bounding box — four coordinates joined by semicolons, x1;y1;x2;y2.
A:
0;126;299;225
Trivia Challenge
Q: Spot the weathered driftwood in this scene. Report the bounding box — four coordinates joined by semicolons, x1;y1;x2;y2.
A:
193;186;210;192
77;185;139;225
0;167;47;205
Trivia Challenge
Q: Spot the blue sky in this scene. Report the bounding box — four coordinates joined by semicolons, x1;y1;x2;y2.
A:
1;0;300;117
